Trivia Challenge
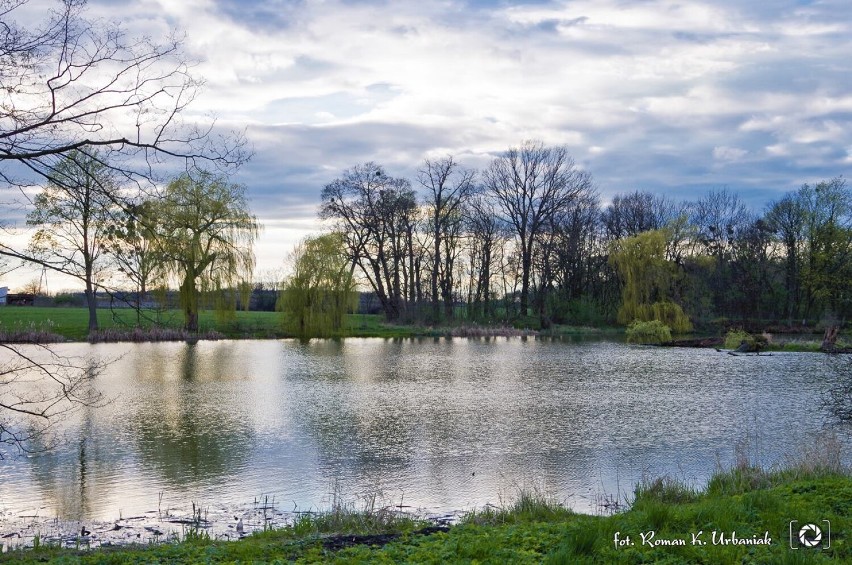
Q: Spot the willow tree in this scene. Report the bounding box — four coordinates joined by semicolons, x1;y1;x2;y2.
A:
156;172;260;331
609;228;692;333
279;233;358;338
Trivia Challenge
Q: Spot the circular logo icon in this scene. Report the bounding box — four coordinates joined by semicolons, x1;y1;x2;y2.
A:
798;523;822;548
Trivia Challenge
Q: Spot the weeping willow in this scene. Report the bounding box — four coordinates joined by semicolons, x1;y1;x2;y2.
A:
279;233;358;338
156;172;260;331
609;229;692;333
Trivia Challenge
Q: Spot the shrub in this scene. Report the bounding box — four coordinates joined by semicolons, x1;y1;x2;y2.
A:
724;329;769;351
626;319;671;344
52;293;84;307
724;329;753;349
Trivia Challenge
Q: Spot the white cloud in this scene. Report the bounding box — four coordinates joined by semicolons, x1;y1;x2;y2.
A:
6;0;852;283
713;146;748;162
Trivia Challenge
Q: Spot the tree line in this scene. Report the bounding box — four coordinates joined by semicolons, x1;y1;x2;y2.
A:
0;0;251;455
313;140;851;331
19;151;259;333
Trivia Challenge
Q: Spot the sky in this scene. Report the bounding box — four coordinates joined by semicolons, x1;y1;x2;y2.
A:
3;0;852;291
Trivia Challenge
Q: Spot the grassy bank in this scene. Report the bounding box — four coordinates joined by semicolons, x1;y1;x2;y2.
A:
0;307;418;341
0;307;621;341
2;458;849;564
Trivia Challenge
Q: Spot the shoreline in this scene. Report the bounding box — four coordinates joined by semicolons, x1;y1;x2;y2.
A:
2;462;849;563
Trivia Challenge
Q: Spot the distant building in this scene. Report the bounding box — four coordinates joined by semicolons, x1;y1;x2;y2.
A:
0;286;7;305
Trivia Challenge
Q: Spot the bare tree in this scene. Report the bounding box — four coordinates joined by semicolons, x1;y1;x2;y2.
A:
105;199;163;324
26;150;117;332
320;163;417;320
0;343;105;459
0;0;244;455
465;195;502;320
765;193;806;322
601;190;678;240
551;186;601;304
0;0;245;181
484;140;593;317
1;0;247;268
418;156;476;321
689;187;750;315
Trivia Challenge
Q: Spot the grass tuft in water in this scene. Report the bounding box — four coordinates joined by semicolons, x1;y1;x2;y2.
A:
462;487;574;526
289;489;428;537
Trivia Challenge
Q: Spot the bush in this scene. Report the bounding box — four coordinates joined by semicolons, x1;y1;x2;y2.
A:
724;329;769;351
626;319;672;344
52;293;84;307
724;329;753;349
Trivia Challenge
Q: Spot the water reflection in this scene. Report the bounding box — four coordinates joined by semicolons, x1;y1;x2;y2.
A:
1;338;849;524
823;357;852;426
25;404;109;519
127;343;255;487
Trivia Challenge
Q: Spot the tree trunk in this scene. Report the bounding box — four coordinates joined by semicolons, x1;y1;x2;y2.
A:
520;254;531;317
181;274;199;332
85;286;98;333
821;324;839;352
432;231;440;322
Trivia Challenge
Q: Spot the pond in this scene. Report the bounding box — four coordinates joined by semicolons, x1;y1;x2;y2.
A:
1;338;850;545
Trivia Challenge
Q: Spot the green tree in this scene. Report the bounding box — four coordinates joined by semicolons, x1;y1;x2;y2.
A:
26;150;117;333
156;172;260;331
106;199;164;324
609;229;692;332
279;233;358;338
799;177;852;320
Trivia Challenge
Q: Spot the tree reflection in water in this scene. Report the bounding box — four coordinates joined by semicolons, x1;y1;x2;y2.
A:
824;358;852;426
129;342;255;487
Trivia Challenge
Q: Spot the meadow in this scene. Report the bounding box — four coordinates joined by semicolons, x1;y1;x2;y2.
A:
0;306;622;341
0;306;416;341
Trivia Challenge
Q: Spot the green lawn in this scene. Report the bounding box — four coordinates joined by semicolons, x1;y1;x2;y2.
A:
0;306;277;340
1;466;848;564
1;307;615;341
0;306;420;340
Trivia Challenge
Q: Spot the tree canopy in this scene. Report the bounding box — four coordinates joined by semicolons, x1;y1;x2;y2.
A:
609;228;692;333
26;149;116;331
155;171;260;332
279;233;358;338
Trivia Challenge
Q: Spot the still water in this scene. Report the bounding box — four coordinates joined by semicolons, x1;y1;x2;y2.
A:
1;338;849;528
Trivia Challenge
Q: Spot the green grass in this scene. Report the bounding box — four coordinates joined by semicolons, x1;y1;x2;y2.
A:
0;307;420;341
3;463;849;564
0;307;842;347
767;339;846;353
0;307;620;341
344;313;417;338
0;306;276;340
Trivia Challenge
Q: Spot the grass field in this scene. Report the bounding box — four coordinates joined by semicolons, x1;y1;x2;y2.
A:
1;461;848;564
0;306;424;340
0;306;623;341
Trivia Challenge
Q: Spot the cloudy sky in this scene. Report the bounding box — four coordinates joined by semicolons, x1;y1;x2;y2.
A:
5;0;852;289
